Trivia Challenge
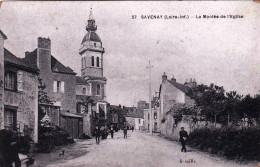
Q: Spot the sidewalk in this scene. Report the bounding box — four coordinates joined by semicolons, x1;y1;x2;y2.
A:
32;139;93;167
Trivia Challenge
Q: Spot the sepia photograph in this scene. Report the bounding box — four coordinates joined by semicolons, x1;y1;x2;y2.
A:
0;1;259;167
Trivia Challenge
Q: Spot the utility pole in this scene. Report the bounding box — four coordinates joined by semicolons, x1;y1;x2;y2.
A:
146;61;153;135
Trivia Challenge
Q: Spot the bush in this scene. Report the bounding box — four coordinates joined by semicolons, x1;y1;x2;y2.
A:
79;133;92;139
188;127;260;161
37;125;75;153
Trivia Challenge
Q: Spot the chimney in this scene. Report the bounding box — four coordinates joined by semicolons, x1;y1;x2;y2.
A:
162;72;167;83
25;51;30;57
171;75;176;82
193;78;197;88
37;37;51;71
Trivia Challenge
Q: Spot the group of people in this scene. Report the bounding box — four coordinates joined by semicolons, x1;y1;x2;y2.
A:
93;125;189;153
94;125;133;144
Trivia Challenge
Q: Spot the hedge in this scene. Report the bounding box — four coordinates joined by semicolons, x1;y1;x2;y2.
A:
188;127;260;161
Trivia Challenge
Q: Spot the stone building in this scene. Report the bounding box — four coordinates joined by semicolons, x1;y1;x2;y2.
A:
0;30;39;142
76;8;108;135
158;72;195;138
24;37;83;139
125;109;144;130
143;96;160;132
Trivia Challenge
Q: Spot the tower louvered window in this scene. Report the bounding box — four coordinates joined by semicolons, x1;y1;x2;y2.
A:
91;56;94;66
97;57;100;67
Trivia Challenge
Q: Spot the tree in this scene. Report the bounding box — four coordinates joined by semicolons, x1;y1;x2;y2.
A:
222;91;243;126
38;77;55;121
38;77;54;105
191;84;226;126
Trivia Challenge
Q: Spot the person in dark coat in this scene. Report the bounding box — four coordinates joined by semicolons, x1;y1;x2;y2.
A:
131;126;134;132
94;126;100;145
123;127;127;139
110;127;114;139
0;130;21;167
179;127;189;152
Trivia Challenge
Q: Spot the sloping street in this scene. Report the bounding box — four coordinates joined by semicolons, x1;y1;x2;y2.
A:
45;131;255;167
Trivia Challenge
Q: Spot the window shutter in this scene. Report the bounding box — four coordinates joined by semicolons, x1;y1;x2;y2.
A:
17;71;23;91
53;81;57;92
61;81;65;93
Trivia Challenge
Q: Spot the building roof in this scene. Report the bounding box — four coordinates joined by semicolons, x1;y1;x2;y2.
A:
4;48;39;73
60;111;83;118
51;56;76;75
76;95;106;103
168;80;191;94
82;31;101;44
23;49;76;75
126;109;144;119
0;30;7;40
76;76;88;84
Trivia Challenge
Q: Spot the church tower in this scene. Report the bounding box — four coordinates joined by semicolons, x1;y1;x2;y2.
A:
79;8;105;78
79;8;107;102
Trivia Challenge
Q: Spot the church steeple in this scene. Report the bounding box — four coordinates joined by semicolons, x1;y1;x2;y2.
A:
86;8;97;32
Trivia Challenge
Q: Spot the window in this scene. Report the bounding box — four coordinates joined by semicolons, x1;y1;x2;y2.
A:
4;109;17;131
139;119;141;123
4;72;16;90
148;113;150;120
96;84;101;95
91;56;94;66
82;87;86;95
84;57;86;68
94;43;96;47
81;58;84;68
96;57;100;67
154;113;157;120
53;81;64;93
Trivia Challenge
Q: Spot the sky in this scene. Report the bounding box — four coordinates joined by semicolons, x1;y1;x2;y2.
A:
0;1;259;107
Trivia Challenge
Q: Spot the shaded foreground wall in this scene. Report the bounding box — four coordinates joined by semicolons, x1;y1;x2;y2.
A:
160;115;191;141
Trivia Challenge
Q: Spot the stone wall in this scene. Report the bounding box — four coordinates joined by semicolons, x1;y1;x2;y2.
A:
4;70;38;142
160;114;191;141
48;73;76;113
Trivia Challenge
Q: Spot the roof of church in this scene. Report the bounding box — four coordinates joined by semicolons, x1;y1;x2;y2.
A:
86;76;107;81
4;48;39;73
76;76;87;84
81;31;101;44
23;49;76;75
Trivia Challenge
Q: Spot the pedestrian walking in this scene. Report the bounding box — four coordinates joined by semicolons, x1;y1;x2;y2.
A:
131;126;134;132
94;126;100;145
123;127;127;139
179;127;189;152
110;127;114;139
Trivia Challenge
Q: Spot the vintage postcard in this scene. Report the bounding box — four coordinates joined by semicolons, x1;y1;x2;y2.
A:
0;1;259;167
